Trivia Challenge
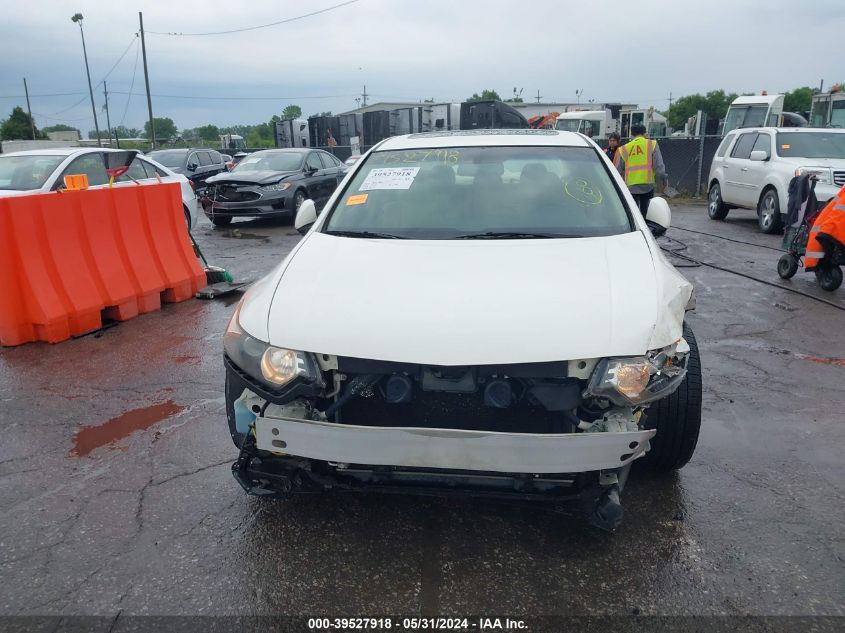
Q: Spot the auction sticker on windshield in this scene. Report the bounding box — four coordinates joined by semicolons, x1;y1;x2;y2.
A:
359;167;420;191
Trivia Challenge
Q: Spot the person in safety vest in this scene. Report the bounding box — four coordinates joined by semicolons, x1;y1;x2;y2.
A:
804;186;845;272
614;124;668;216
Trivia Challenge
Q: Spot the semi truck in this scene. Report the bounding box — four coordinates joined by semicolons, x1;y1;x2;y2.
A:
810;88;845;128
554;106;667;139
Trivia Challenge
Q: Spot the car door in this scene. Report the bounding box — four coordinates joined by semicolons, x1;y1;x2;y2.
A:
723;131;758;207
196;151;215;182
53;152;109;190
742;132;772;204
318;151;342;193
185;151;201;183
304;152;328;207
209;150;226;176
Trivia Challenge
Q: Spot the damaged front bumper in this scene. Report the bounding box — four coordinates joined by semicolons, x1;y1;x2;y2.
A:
252;415;654;474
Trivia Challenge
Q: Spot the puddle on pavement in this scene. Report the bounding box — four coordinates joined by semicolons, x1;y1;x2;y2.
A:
71;400;186;457
797;354;845;367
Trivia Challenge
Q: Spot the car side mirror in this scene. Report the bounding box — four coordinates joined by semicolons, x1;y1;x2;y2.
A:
187;163;197;172
294;199;318;235
646;196;671;236
749;150;769;162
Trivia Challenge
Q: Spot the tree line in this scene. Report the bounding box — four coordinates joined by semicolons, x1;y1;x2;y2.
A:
2;88;840;144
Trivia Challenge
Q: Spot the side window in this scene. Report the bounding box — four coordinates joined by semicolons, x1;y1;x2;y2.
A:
716;133;735;157
306;153;323;171
118;157;153;182
319;152;338;168
752;133;771;156
197;152;212;166
210;151;223;165
730;133;758;159
60;153;108;187
187;152;199;168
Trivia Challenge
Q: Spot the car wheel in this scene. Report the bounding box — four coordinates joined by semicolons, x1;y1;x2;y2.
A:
757;189;783;234
637;322;702;473
815;265;843;292
183;205;192;232
211;216;232;227
777;254;799;279
707;182;729;220
293;189;307;212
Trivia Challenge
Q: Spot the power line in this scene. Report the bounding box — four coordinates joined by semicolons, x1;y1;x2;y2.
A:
0;91;87;99
146;0;359;36
32;111;91;122
118;37;141;127
52;34;138;116
109;91;357;101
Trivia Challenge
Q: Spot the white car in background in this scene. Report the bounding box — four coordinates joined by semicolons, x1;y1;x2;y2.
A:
707;127;845;234
224;129;701;530
0;148;199;229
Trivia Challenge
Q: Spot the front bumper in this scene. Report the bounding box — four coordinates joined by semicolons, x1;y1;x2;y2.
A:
254;415;654;474
201;189;291;218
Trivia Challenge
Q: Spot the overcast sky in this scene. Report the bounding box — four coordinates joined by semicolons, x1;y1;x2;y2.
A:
2;0;844;133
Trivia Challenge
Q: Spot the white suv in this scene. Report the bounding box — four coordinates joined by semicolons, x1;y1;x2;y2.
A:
224;130;701;530
707;127;845;233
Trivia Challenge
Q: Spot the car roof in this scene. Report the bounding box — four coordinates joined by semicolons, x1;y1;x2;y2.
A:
251;148;312;155
0;147;139;157
377;129;590;151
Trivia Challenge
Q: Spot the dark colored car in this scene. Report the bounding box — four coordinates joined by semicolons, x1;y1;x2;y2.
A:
200;149;347;226
147;148;227;189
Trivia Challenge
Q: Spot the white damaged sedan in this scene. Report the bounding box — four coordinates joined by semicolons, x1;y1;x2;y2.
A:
224;129;700;529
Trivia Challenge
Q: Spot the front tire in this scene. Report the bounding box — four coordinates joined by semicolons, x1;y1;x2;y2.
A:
708;182;729;220
637;322;702;473
293;189;307;212
758;189;783;234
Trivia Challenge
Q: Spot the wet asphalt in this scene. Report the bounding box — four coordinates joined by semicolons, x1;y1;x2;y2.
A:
0;203;843;620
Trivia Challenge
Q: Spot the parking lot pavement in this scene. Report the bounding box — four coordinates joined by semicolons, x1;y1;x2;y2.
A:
0;205;843;618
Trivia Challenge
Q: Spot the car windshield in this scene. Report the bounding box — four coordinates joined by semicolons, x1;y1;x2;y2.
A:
324;145;631;239
232;153;303;172
777;132;845;158
147;151;186;168
0;155;65;190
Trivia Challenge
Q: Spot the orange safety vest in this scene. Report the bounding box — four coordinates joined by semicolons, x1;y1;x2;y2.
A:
805;185;845;271
616;136;656;186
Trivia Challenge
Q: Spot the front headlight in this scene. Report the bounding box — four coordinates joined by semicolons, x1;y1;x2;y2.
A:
796;167;832;185
260;182;292;192
223;303;319;390
586;342;689;406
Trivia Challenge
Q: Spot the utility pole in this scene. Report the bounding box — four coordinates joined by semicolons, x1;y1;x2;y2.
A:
535;89;542;104
139;12;156;149
71;13;101;147
668;92;673;109
23;78;35;140
361;84;368;107
104;80;117;148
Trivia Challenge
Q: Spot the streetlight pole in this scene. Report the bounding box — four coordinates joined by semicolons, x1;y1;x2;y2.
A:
71;13;101;147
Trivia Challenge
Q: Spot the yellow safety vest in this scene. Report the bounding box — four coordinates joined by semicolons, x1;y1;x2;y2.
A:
618;136;656;186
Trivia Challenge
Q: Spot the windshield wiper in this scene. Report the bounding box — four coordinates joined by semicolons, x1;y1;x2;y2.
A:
324;229;406;239
453;231;576;240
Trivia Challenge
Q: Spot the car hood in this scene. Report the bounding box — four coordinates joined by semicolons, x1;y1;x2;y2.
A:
206;170;297;186
777;157;845;169
237;231;692;366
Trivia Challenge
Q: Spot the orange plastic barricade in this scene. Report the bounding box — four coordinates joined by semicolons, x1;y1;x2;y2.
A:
0;182;206;346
